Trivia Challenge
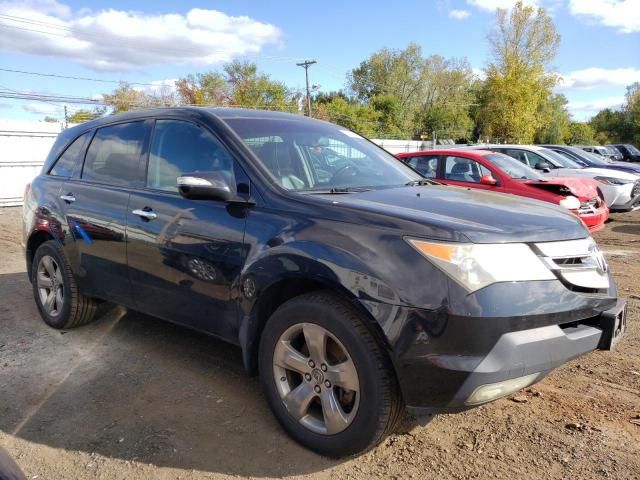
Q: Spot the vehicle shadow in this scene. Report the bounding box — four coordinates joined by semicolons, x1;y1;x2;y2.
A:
612;224;640;235
0;272;340;477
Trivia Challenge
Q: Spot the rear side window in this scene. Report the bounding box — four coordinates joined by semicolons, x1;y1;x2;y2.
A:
147;119;234;192
82;122;147;186
405;155;439;178
49;131;92;177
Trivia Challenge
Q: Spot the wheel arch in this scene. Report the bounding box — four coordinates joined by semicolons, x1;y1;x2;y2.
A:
26;230;56;281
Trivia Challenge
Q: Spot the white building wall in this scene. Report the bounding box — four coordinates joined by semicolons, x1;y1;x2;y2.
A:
0;120;65;206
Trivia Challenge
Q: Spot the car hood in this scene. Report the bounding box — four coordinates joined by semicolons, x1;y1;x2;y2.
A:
548;167;638;182
525;177;599;200
608;162;640;172
322;185;588;244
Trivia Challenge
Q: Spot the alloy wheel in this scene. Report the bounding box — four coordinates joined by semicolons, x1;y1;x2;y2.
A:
36;255;64;317
272;322;360;435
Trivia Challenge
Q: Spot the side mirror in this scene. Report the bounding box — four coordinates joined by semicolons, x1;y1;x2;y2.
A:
479;174;498;186
177;172;233;201
534;162;551;172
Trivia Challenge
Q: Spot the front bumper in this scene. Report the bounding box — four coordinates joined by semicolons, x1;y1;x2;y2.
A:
576;204;608;232
360;279;624;414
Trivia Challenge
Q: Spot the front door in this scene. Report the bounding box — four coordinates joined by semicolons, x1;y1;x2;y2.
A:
126;119;249;341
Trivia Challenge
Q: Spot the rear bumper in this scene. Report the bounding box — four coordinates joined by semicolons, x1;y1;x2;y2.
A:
360;278;623;414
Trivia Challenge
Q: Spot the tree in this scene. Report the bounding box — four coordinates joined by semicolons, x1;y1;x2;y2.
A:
535;93;570;144
175;71;228;106
42;116;58;123
314;97;381;137
67;108;105;124
476;1;560;143
102;82;164;113
589;108;625;143
623;82;640;144
566;122;595;145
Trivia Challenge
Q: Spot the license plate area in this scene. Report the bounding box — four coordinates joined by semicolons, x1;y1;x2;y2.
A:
599;300;627;350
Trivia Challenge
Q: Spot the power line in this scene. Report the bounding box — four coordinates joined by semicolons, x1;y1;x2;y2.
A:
0;68;159;86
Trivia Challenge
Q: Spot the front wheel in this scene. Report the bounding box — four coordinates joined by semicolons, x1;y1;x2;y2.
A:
259;291;403;457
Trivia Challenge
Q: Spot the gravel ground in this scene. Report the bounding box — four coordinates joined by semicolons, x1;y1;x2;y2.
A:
0;206;638;480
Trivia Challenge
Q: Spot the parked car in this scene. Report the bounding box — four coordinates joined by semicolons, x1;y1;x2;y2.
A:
608;144;640;162
397;149;608;232
23;108;627;457
541;144;640;175
467;145;640;211
605;145;624;162
577;145;617;161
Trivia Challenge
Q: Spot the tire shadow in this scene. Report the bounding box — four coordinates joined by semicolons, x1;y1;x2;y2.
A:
0;272;340;477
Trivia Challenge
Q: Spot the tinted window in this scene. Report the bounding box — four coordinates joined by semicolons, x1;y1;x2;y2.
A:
444;156;491;183
147;120;235;192
50;131;92;177
82;122;146;186
405;155;438;178
223;118;420;191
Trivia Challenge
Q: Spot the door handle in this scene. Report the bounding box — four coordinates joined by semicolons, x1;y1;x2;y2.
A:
132;208;157;220
60;194;76;203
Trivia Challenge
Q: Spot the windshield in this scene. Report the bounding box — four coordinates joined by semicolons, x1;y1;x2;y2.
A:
540;148;583;169
484;153;545;180
570;147;610;165
627;144;640;155
223;118;421;192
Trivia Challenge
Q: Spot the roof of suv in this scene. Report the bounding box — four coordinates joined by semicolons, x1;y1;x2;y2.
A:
67;107;316;133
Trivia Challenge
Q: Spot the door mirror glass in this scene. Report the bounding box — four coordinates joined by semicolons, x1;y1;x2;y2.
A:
479;174;498;186
177;172;233;201
534;161;551;172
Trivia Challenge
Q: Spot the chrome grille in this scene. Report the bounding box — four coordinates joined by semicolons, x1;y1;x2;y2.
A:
578;198;600;215
534;238;609;292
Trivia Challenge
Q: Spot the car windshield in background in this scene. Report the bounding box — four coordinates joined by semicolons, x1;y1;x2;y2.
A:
484;153;545;180
627;145;640;155
223;118;422;192
541;148;583;169
571;147;610;165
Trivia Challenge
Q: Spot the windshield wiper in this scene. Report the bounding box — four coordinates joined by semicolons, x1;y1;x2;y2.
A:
405;179;439;186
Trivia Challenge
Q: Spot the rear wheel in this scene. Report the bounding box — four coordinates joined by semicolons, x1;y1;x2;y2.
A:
32;240;97;329
259;291;403;457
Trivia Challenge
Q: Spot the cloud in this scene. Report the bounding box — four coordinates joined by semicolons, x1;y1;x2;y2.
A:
559;67;640;90
0;0;283;72
449;9;471;19
22;102;63;115
466;0;539;11
569;0;640;33
472;67;487;80
567;96;625;114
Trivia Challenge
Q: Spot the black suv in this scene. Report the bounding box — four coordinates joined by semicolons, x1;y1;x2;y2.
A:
608;144;640;162
23;108;626;457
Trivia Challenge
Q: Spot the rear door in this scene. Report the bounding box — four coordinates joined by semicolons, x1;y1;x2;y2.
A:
126;118;249;341
60;120;150;305
404;154;440;179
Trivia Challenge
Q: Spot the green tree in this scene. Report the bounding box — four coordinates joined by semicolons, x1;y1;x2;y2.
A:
623;82;640;144
175;72;228;106
102;82;166;113
476;1;560;143
589;108;625;143
314;97;381;137
224;61;296;111
67;108;105;124
535;93;570;144
566;121;595;144
42;116;58;123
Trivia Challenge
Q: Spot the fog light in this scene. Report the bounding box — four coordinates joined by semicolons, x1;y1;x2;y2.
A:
465;372;540;405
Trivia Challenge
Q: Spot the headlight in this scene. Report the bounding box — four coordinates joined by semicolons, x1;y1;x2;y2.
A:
406;239;555;292
559;196;580;210
594;176;632;185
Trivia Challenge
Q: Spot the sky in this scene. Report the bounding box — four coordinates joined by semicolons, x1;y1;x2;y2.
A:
0;0;639;124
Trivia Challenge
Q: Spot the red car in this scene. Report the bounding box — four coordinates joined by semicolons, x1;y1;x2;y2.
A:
397;149;609;232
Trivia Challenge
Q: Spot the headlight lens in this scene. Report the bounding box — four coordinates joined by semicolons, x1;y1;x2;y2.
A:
558;196;580;210
406;239;555;292
594;176;631;185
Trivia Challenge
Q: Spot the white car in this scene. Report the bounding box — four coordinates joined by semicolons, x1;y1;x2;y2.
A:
467;145;640;212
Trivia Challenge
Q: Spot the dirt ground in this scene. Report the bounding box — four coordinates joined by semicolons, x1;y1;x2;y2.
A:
0;206;638;480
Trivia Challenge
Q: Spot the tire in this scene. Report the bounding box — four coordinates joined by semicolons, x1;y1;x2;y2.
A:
31;240;97;329
259;291;403;457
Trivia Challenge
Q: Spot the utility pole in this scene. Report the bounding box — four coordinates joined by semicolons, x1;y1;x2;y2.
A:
296;60;317;116
64;105;68;129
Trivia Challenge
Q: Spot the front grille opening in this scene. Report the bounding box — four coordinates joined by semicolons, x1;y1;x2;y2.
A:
559;315;601;330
